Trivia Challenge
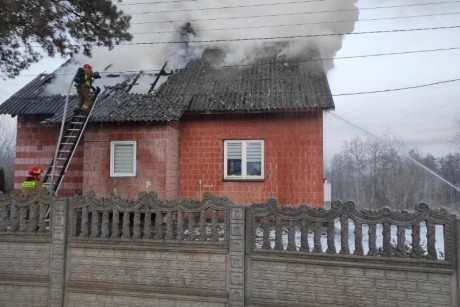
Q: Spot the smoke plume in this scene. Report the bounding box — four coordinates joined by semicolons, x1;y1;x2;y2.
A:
44;0;358;95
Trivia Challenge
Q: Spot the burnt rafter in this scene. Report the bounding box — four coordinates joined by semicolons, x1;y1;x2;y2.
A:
148;61;173;94
125;70;143;93
100;73;140;98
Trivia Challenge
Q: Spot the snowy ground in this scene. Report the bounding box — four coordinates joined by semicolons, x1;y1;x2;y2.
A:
255;219;446;260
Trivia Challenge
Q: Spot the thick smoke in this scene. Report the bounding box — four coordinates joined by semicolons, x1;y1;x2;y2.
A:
44;0;358;95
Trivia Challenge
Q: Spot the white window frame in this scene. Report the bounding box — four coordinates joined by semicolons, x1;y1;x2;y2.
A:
224;140;264;180
110;141;137;177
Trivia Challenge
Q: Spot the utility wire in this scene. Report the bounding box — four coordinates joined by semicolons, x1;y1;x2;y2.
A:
12;74;460;101
128;0;324;14
31;24;460;47
15;46;460;77
118;0;197;5
15;73;460;98
129;11;460;35
118;0;321;5
131;0;460;25
332;78;460;96
122;25;460;45
128;0;459;14
329;47;460;61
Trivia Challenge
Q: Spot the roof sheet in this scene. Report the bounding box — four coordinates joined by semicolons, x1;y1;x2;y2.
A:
0;48;334;123
163;48;334;113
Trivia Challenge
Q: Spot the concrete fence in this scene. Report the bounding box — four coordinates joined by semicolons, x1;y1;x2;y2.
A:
0;190;458;306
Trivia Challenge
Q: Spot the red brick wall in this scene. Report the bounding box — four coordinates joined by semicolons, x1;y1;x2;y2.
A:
179;112;324;206
82;122;180;199
15;112;324;205
15;115;83;196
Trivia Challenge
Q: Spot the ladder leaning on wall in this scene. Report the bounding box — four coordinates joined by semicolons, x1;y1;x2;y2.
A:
42;87;101;195
41;69;148;195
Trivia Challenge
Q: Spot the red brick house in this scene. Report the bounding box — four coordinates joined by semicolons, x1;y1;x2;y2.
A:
0;48;334;206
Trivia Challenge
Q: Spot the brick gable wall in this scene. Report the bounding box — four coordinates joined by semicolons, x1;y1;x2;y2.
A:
15;115;83;196
179;111;324;206
82;122;180;199
15;118;180;199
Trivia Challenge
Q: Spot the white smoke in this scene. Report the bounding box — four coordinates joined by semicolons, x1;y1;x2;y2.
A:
43;0;358;95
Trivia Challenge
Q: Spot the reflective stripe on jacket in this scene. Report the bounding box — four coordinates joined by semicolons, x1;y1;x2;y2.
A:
83;72;92;87
22;181;37;189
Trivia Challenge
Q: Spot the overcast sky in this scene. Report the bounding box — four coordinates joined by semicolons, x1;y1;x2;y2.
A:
1;0;459;163
325;0;460;162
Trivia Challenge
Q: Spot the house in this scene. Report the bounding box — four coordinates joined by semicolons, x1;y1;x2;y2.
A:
0;48;334;206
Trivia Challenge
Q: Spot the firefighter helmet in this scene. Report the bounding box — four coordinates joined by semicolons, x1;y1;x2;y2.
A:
83;64;93;70
29;166;43;177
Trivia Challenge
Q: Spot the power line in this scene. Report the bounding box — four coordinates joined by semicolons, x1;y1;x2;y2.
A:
332;78;460;96
331;47;460;61
128;0;460;15
119;0;225;5
131;0;460;25
15;71;460;98
15;46;460;77
122;25;460;45
119;0;196;5
129;11;460;35
128;0;324;14
12;72;460;98
29;24;460;48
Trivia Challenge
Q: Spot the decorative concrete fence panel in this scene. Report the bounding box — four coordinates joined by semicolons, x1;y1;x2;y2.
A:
65;191;235;307
0;190;54;307
69;191;229;242
246;199;459;306
0;191;458;307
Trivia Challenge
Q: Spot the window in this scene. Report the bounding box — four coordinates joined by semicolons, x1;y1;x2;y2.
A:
224;140;264;180
110;141;137;177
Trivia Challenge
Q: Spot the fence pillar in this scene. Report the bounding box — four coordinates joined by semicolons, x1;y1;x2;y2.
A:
48;198;68;307
456;218;460;307
228;205;245;306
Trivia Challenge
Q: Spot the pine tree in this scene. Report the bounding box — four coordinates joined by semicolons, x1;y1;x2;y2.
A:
0;0;132;79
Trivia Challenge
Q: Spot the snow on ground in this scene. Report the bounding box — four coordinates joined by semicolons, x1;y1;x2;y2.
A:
255;220;445;259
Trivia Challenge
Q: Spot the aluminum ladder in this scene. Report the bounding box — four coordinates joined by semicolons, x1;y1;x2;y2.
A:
42;87;101;194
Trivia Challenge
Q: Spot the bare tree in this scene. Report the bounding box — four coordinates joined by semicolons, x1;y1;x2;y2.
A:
0;115;16;192
365;135;387;208
327;132;458;210
452;119;460;153
344;136;367;205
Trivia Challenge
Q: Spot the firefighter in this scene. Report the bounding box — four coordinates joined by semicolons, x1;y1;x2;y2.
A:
73;64;101;113
22;166;44;193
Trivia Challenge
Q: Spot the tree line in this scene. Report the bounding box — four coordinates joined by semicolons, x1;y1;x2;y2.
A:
326;133;460;212
0;116;15;192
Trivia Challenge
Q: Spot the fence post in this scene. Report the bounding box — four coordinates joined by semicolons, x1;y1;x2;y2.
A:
456;218;460;307
228;205;245;306
48;198;68;307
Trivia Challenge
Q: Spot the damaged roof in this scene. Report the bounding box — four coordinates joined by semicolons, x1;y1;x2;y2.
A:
0;48;334;123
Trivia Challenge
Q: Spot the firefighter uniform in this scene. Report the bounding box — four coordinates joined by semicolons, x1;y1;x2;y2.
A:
22;166;44;194
74;64;101;112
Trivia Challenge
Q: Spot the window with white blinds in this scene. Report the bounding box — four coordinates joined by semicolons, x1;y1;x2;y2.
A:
224;140;264;180
110;141;137;177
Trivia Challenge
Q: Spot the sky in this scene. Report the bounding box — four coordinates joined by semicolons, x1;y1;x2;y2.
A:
324;0;460;161
1;0;459;164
